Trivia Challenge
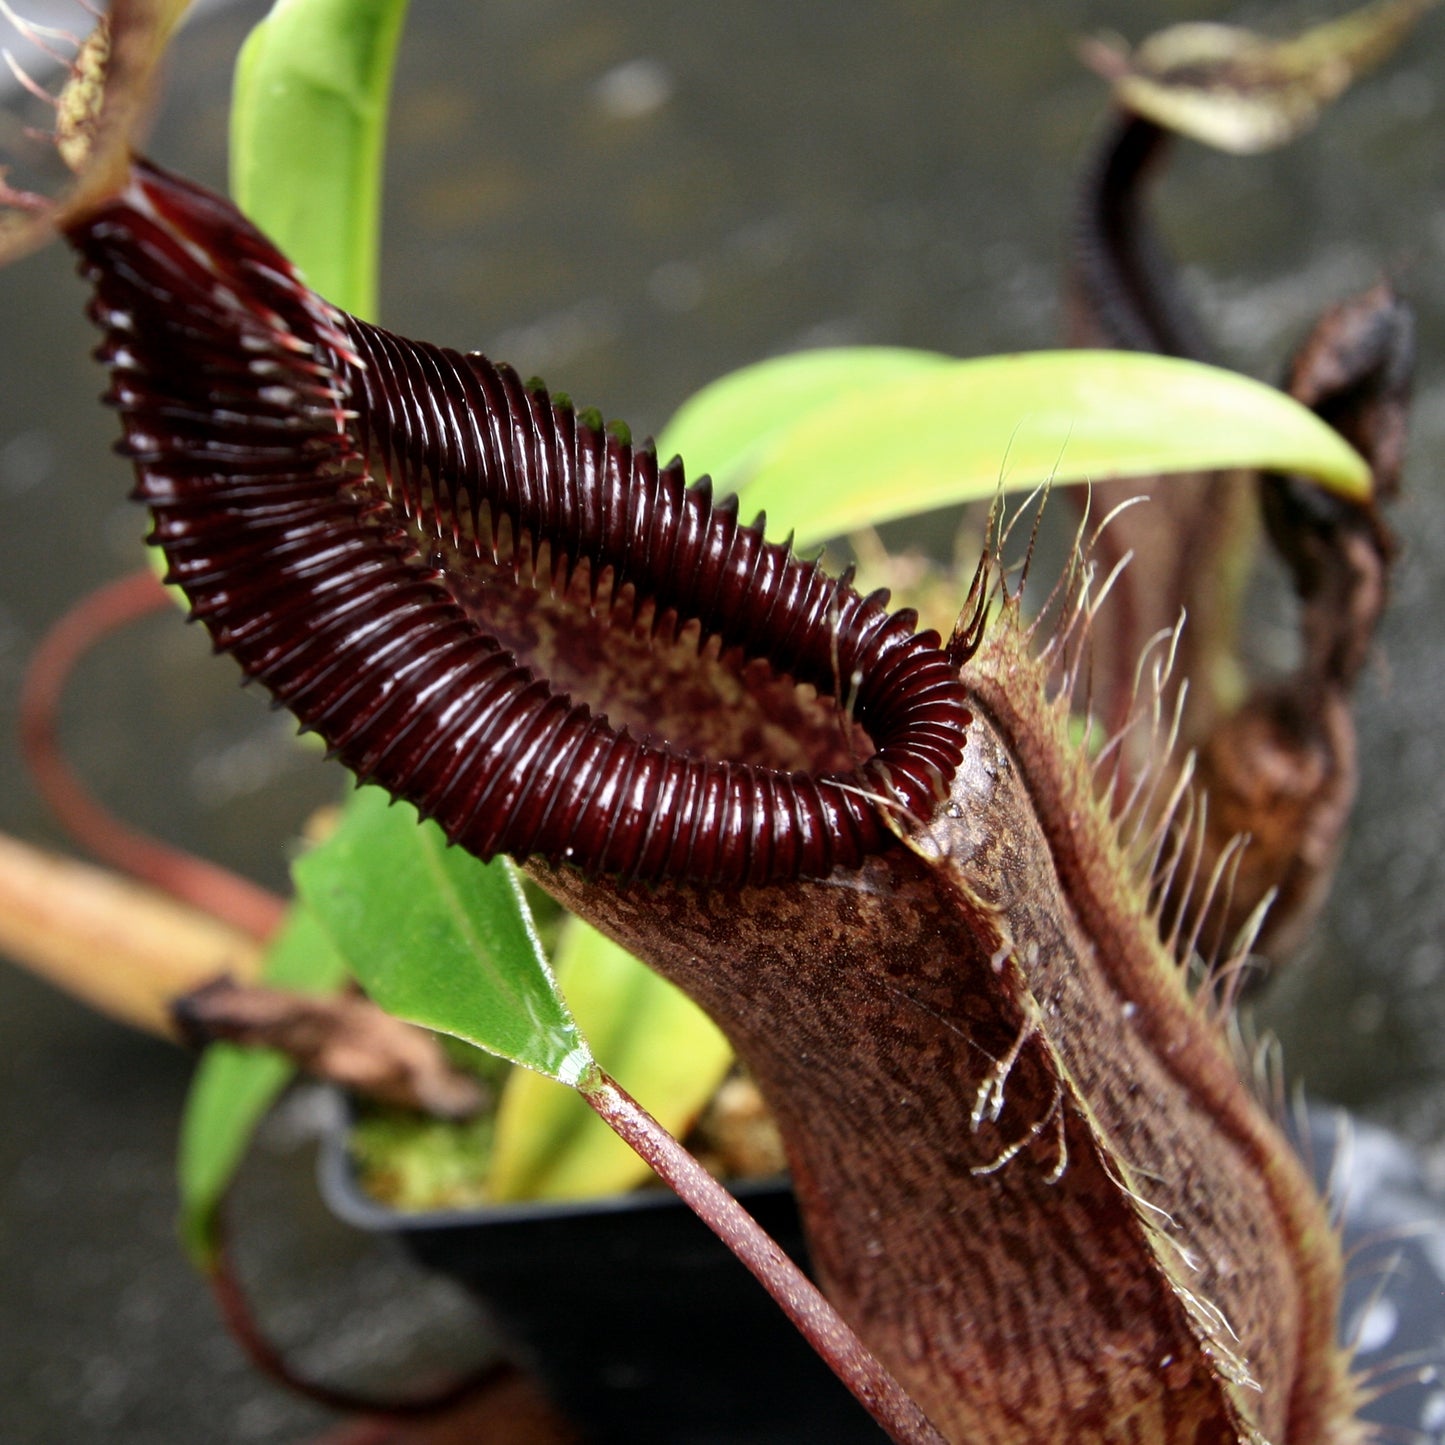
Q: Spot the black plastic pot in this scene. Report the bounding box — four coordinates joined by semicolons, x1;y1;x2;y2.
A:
318;1119;887;1444
321;1104;1445;1444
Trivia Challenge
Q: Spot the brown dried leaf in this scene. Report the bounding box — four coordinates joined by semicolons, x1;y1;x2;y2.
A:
172;977;487;1120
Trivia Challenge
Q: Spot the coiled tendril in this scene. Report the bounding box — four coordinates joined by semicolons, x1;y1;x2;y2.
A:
67;159;971;887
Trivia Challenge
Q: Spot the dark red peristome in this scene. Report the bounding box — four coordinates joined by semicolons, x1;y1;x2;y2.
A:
66;159;971;886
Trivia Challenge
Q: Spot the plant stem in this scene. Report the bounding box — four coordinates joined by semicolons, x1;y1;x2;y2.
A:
18;566;286;940
580;1068;947;1445
208;1228;509;1420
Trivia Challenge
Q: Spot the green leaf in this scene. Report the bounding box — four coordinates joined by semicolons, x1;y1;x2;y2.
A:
657;347;953;505
176;904;349;1268
229;0;411;318
293;787;592;1084
488;919;734;1201
664;348;1371;550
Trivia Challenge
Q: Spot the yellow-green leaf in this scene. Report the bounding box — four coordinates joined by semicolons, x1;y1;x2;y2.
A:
665;349;1370;550
658;347;953;505
230;0;410;318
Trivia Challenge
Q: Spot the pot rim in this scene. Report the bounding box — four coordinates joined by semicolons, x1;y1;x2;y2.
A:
315;1089;791;1233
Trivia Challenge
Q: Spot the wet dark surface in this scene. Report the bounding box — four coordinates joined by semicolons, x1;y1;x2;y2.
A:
0;0;1443;1440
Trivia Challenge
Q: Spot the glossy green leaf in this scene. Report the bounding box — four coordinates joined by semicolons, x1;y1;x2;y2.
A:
176;904;349;1268
230;0;411;318
657;347;953;506
488;918;733;1201
664;348;1370;550
293;787;591;1084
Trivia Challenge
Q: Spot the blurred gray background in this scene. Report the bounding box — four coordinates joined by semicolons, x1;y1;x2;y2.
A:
0;1;1442;1440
